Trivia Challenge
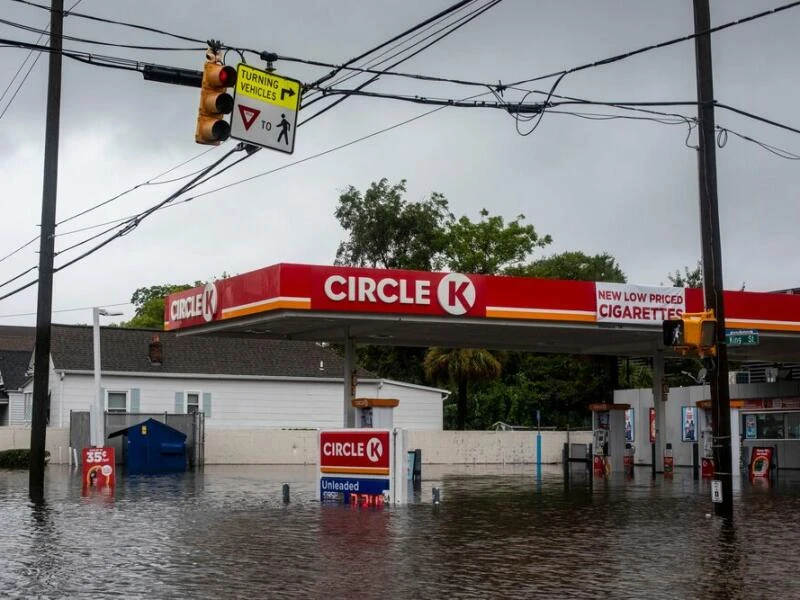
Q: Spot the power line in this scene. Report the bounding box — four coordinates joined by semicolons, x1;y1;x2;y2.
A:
0;16;204;50
508;0;800;88
715;102;800;136
0;300;129;320
186;91;494;202
300;0;503;124
0;147;217;266
301;0;495;106
0;3;492;301
7;0;205;44
0;0;82;121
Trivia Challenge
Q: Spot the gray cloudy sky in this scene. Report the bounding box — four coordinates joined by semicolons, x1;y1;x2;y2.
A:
0;0;798;326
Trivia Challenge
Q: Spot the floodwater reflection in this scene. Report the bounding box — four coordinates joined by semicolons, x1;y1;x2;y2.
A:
0;464;799;599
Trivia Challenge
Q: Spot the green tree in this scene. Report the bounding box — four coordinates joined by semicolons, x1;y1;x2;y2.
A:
513;251;626;283
444;209;551;274
334;178;453;270
667;260;703;288
423;348;502;430
124;283;196;329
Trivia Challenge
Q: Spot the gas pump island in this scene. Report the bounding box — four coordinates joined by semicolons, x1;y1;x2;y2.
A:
591;403;632;478
164;263;800;506
318;398;409;506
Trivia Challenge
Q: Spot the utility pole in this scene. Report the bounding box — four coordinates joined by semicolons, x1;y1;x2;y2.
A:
29;0;63;502
693;0;733;518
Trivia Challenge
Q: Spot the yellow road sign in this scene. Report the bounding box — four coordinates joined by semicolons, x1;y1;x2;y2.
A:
235;64;300;111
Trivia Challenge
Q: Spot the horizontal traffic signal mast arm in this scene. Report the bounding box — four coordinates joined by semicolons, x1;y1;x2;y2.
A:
142;64;203;88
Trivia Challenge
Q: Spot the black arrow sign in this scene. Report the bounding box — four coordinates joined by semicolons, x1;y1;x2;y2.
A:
281;87;296;101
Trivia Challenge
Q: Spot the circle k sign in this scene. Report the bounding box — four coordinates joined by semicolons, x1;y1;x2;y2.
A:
321;270;478;316
437;273;476;316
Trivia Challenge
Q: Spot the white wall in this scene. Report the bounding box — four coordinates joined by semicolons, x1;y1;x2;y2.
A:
33;373;444;431
2;426;590;465
202;428;591;465
0;427;70;463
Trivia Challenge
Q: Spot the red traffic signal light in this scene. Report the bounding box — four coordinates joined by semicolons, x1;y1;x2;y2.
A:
195;62;237;145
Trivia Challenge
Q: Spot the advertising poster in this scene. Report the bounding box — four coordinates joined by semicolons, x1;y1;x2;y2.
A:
749;447;773;478
649;408;656;444
682;407;697;442
625;408;634;442
745;414;757;439
82;447;115;489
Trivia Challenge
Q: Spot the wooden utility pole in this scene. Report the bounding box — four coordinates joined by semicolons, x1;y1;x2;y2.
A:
693;0;733;518
29;0;63;502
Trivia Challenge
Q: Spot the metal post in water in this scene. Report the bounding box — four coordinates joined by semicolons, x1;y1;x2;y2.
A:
536;409;542;481
432;487;440;505
282;483;290;504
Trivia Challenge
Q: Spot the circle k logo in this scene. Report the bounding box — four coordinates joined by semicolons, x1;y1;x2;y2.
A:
202;282;218;322
366;437;384;463
437;273;476;316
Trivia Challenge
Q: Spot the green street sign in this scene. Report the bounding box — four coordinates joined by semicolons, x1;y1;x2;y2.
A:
726;329;759;347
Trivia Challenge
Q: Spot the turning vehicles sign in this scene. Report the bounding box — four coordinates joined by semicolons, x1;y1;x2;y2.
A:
230;63;301;154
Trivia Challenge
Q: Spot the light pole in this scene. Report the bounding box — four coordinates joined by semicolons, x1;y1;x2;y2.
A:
91;307;122;447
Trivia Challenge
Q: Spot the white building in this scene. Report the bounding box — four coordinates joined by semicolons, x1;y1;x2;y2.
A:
2;325;448;431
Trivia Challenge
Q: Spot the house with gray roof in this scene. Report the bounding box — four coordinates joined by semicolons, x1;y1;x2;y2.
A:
3;325;448;432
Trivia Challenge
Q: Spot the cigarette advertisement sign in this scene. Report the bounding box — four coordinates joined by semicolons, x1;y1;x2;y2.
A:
596;282;685;325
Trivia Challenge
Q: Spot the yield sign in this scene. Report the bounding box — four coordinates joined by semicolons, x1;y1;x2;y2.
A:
237;104;261;131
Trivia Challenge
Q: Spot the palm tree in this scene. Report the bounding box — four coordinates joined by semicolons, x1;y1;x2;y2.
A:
423;348;502;430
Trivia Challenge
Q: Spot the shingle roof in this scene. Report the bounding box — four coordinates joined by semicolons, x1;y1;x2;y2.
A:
49;324;371;378
0;349;32;391
0;326;35;351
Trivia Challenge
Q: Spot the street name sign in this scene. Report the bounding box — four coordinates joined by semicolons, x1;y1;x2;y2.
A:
726;329;760;347
230;63;301;154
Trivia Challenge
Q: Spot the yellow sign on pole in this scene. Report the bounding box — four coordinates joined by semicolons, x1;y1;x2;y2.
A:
230;63;302;153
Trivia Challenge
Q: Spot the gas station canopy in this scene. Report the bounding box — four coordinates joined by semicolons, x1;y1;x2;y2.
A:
164;263;800;362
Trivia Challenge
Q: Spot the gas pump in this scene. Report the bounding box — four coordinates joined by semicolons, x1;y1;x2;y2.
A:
697;401;715;478
590;403;630;478
351;397;399;429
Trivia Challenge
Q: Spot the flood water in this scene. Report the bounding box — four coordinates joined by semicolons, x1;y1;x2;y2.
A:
1;464;799;599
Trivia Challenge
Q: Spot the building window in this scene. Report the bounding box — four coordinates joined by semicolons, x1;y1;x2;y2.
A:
23;392;32;421
186;392;200;414
788;413;800;440
746;413;786;440
107;391;128;414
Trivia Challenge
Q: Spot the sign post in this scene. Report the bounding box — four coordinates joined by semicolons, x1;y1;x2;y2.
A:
230;63;301;153
318;429;406;505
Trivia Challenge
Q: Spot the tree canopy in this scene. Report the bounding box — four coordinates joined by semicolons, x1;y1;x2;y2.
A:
334;178;453;271
332;178;628;429
124;284;195;329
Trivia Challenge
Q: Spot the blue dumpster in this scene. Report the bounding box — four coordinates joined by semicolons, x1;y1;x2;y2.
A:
108;418;187;475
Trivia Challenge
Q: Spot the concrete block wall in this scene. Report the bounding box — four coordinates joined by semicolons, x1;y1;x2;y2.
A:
0;427;71;464
204;429;318;464
204;429;591;465
1;427;593;465
407;430;591;464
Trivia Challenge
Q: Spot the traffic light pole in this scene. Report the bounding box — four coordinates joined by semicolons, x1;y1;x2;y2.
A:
29;0;63;502
693;0;733;519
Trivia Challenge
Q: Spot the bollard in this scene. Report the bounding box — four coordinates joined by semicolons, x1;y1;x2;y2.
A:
432;487;440;505
282;483;290;504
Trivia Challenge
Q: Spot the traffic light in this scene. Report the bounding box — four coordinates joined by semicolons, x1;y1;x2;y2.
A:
662;310;717;356
663;319;684;347
195;59;237;145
